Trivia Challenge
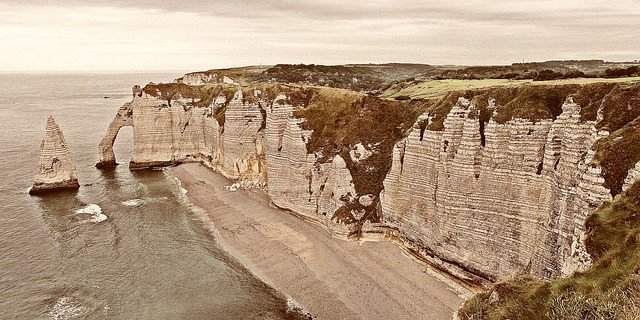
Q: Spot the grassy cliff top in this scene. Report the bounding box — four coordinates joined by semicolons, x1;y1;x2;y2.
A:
174;60;640;95
380;77;640;101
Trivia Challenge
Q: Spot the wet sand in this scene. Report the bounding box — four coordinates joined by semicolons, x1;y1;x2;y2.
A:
169;163;463;320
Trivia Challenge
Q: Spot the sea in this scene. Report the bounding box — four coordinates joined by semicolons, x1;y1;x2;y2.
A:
0;73;303;320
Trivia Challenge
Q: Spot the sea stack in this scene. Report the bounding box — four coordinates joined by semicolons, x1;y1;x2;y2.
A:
29;116;80;194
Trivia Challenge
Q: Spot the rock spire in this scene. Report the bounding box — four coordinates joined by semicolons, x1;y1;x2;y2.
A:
29;116;79;194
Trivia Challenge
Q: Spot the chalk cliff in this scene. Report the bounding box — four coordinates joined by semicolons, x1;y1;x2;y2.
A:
30;116;79;194
97;81;640;288
97;85;267;185
264;97;358;235
380;97;611;285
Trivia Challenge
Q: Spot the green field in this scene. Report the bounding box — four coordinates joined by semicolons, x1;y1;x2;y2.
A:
380;77;640;100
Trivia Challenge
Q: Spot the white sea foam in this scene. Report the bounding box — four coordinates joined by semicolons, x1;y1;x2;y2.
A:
48;297;85;320
122;199;144;207
172;177;188;196
286;297;311;319
74;204;107;223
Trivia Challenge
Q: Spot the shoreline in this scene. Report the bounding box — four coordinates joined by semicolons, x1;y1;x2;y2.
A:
169;163;464;320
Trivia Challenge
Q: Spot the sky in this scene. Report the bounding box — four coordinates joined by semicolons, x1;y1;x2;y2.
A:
1;0;639;71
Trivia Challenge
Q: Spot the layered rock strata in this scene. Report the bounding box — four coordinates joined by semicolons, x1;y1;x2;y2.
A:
30;116;79;194
264;97;358;235
98;84;633;288
381;97;611;284
623;161;640;192
97;87;268;185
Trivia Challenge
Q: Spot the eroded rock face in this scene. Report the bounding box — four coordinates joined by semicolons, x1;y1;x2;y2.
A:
97;83;629;287
381;98;611;284
96;102;133;168
264;97;357;236
623;161;640;191
30;116;79;194
98;86;267;185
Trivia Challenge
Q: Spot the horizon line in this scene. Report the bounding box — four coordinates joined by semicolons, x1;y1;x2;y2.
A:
1;59;639;74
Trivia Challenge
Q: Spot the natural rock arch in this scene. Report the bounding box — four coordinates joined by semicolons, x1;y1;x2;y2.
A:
95;102;133;168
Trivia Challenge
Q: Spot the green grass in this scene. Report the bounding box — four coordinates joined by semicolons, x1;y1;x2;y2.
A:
458;181;640;320
380;77;640;101
593;117;640;196
379;79;530;100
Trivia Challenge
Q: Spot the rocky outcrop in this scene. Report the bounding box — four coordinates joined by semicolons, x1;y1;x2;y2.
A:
96;102;134;168
380;97;612;284
177;71;218;85
30;116;79;194
623;161;640;192
97;86;267;185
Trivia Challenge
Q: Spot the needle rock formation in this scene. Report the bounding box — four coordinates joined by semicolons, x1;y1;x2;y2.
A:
30;116;79;194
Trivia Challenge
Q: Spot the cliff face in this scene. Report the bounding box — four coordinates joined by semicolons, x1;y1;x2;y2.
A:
30;116;79;194
97;86;267;185
264;97;358;234
97;82;639;288
380;97;611;284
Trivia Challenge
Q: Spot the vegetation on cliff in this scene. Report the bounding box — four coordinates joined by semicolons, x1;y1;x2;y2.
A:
293;87;430;223
254;63;437;94
408;82;640;199
458;181;640;320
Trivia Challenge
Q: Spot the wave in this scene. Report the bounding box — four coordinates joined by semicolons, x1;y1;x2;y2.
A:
48;297;85;320
171;176;188;196
74;204;107;223
122;199;144;207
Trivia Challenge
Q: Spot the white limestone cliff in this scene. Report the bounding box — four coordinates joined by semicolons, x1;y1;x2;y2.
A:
97;84;632;288
380;97;611;284
30;116;79;194
264;98;357;235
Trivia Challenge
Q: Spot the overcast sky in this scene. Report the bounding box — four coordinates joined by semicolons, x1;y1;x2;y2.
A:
1;0;639;71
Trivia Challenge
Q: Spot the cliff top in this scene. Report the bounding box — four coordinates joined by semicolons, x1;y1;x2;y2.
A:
380;76;640;101
174;60;640;95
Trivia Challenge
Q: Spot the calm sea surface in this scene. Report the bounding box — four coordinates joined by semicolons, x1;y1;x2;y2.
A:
0;73;300;319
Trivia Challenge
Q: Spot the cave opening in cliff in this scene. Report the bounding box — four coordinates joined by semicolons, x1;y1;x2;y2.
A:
112;126;134;163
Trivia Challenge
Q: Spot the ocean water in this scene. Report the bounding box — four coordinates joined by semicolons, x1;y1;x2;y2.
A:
0;73;302;319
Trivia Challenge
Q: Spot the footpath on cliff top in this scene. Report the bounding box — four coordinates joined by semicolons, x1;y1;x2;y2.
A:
169;163;464;320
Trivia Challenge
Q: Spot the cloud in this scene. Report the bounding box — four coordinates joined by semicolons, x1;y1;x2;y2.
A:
0;1;638;71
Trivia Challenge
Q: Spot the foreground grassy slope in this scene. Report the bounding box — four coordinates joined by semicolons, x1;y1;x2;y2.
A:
459;181;640;320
